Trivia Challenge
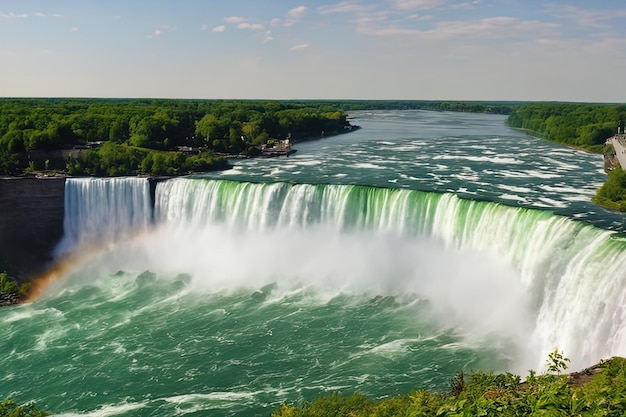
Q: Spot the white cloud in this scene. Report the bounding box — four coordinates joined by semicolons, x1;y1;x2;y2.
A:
238;22;264;30
318;1;377;14
224;16;246;23
450;1;482;10
201;24;209;31
35;12;45;17
70;27;78;32
288;6;308;18
290;43;309;50
551;5;626;29
0;12;28;18
52;13;62;18
353;14;388;25
146;24;172;38
358;16;559;41
212;25;226;32
258;30;274;44
389;0;447;10
269;18;281;25
418;14;434;20
283;5;309;27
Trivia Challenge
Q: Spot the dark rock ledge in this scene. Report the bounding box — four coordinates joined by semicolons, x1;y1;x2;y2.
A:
0;291;20;307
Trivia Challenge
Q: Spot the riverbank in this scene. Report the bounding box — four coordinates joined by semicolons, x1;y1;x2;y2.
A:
508;125;626;213
0;123;363;282
215;125;361;159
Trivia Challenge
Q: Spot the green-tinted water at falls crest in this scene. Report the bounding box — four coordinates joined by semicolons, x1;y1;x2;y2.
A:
1;111;624;417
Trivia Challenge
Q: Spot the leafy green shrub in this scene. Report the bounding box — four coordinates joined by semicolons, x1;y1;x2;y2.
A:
0;398;50;417
0;271;30;300
67;143;227;176
546;349;570;374
272;354;626;417
593;167;626;210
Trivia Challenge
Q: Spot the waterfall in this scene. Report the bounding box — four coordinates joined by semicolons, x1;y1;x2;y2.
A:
155;178;626;368
55;177;152;255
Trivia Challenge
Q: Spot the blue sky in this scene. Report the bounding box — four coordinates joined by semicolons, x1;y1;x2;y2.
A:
1;0;625;102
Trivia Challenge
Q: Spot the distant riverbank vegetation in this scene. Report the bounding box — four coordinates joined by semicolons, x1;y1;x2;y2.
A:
330;100;516;114
4;98;626;210
506;102;626;211
506;102;626;153
593;167;626;211
0;98;361;176
0;98;518;177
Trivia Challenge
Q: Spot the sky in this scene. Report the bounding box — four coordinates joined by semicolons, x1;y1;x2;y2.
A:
1;0;625;102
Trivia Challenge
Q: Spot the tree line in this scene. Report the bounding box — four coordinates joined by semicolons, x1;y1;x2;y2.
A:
0;99;356;176
332;99;516;114
506;102;626;152
0;98;521;176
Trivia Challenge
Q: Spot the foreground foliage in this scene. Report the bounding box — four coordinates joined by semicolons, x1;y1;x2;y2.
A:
0;398;50;417
272;357;626;417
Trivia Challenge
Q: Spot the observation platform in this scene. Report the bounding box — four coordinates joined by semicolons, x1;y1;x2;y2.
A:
608;135;626;169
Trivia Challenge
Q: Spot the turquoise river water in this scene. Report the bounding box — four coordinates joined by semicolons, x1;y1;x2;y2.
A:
1;110;625;416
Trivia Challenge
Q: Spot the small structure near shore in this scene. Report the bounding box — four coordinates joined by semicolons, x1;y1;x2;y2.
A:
604;126;626;172
259;139;297;157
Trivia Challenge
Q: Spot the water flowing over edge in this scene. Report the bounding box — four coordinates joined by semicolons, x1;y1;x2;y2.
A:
153;177;626;369
43;176;626;373
54;177;152;256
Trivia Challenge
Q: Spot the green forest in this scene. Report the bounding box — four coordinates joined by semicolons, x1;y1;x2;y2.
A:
506;102;626;211
327;100;516;114
592;167;626;211
505;102;626;153
0;99;357;176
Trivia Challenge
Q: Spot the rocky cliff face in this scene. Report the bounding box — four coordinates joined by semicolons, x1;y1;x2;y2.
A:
0;177;66;281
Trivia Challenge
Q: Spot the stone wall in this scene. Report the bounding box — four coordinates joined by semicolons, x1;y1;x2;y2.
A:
609;136;626;171
0;177;66;281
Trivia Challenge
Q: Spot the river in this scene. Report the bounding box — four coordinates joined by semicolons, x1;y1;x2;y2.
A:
1;110;624;416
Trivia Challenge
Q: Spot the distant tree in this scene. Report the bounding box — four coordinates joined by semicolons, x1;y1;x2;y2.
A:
109;117;129;143
593;166;626;210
